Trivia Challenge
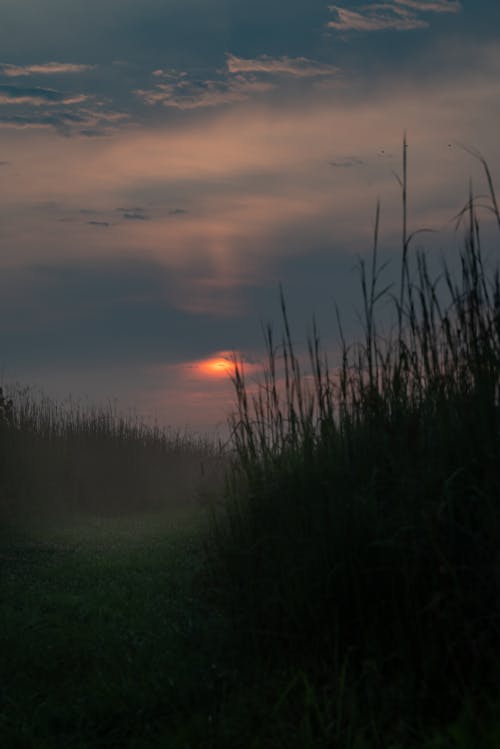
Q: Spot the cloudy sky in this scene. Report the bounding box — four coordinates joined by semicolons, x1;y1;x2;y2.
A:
0;0;499;433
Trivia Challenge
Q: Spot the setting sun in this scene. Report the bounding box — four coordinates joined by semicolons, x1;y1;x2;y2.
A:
196;351;235;378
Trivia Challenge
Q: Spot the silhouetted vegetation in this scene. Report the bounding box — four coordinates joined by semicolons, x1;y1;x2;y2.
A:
0;386;219;529
206;141;500;745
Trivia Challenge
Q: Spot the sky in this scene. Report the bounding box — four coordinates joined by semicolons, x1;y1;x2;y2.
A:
0;0;499;434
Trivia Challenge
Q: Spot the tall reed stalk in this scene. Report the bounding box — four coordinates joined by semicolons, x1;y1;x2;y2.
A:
207;144;500;734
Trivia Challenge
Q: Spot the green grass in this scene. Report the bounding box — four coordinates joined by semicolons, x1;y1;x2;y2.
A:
2;141;500;746
0;514;238;748
0;515;378;748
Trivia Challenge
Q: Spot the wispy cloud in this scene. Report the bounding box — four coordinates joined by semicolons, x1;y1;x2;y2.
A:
327;0;461;32
0;84;87;106
0;106;128;136
0;70;129;137
135;73;273;110
394;1;461;12
0;62;95;77
225;53;339;78
151;68;187;79
137;53;338;111
327;5;427;31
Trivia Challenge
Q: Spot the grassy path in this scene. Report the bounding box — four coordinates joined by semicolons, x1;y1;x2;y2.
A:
0;512;244;748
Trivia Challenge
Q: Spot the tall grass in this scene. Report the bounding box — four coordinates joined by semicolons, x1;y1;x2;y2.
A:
207;142;500;740
0;386;220;528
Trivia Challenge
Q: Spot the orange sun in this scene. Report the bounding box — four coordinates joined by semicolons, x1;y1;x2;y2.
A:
196;351;235;378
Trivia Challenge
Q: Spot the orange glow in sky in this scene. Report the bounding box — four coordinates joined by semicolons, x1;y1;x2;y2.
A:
196;351;235;379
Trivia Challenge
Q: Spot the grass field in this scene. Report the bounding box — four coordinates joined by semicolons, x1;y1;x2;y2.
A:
0;512;373;749
2;512;500;748
2;144;500;747
0;512;248;748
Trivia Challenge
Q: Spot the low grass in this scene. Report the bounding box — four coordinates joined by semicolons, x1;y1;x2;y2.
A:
0;515;240;748
1;515;377;748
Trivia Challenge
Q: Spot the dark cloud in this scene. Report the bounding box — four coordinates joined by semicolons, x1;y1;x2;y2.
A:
169;208;188;215
329;156;364;167
0;105;128;136
0;244;380;375
0;257;267;370
88;220;110;227
0;83;84;104
117;207;150;220
0;111;82;134
123;212;149;220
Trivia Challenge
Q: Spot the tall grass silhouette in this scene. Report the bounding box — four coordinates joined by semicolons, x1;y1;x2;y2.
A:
207;140;500;738
0;387;218;527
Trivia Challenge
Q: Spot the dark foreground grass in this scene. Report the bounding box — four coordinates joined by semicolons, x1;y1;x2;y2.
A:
2;515;500;749
0;515;394;749
0;515;243;748
0;516;236;749
205;144;500;745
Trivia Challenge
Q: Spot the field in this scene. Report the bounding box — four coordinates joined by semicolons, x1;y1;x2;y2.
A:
2;146;500;747
1;514;232;747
